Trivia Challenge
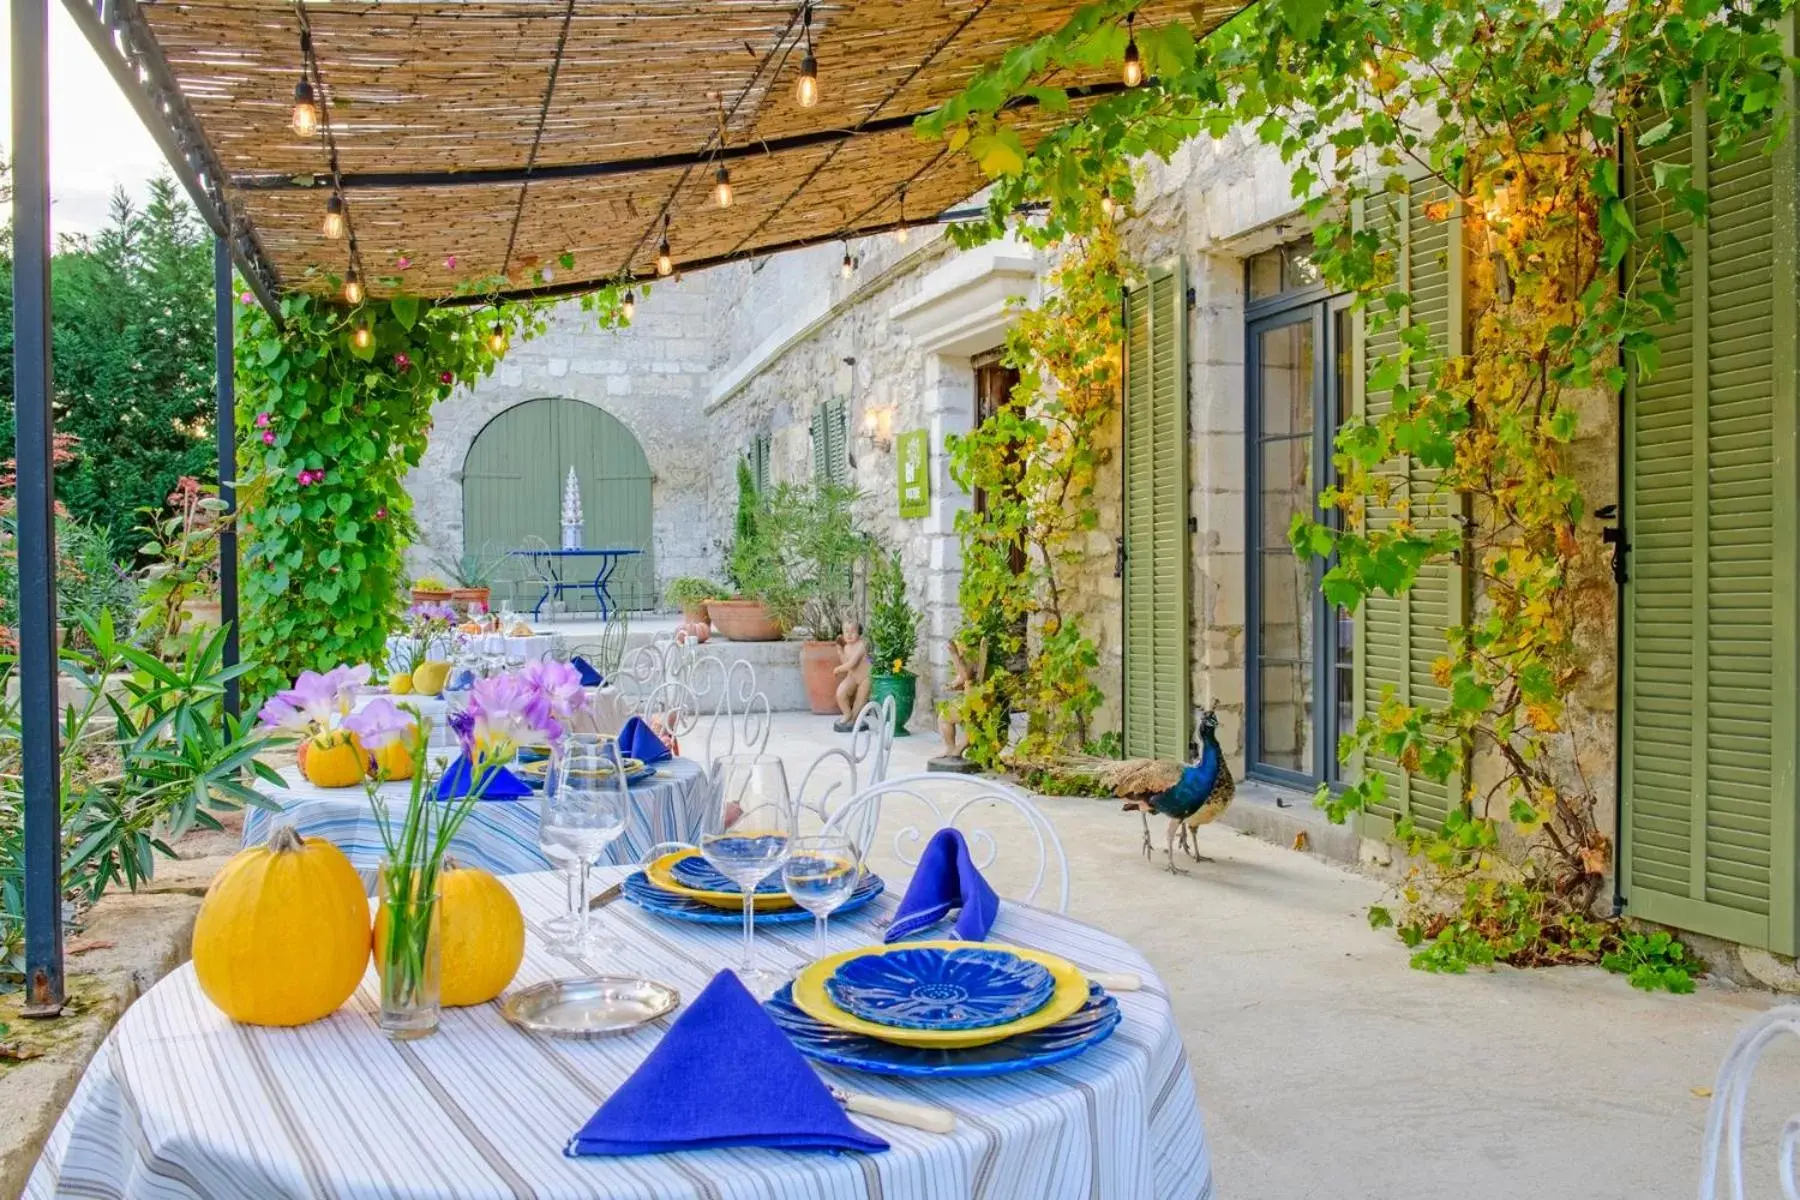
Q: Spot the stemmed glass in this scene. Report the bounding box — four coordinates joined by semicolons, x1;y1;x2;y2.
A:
783;834;860;960
538;742;629;958
700;753;795;1000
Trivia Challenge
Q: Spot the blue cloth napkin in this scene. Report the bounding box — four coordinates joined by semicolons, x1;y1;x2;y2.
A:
433;754;531;801
884;828;1001;943
566;970;889;1157
617;715;672;764
571;655;605;688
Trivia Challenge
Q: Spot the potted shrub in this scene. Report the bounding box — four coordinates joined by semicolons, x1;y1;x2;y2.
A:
709;459;787;642
791;482;871;714
664;577;723;625
441;549;499;614
867;550;919;735
411;575;454;605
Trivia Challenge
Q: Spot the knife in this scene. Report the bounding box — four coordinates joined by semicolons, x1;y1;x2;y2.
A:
587;882;624;910
827;1085;957;1134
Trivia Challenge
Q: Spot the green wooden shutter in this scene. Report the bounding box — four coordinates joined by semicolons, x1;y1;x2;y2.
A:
750;433;771;493
811;407;828;482
812;400;850;486
1352;180;1468;836
1122;261;1191;760
1622;67;1800;951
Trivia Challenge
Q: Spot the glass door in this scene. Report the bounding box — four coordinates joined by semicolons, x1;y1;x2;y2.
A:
1246;298;1351;786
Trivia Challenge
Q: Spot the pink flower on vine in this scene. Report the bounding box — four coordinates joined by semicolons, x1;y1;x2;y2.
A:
262;431;276;446
239;291;254;305
296;468;313;484
444;255;458;269
439;370;454;386
375;506;388;520
394;352;412;371
395;256;412;270
255;412;271;429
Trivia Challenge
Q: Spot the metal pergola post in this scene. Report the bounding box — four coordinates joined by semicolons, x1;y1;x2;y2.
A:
12;0;65;1016
214;239;240;722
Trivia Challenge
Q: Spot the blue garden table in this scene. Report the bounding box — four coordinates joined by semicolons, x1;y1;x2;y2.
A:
242;758;712;886
508;547;643;621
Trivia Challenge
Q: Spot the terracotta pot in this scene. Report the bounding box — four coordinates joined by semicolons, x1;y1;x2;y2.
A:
450;586;491;614
680;601;711;625
707;598;782;642
800;640;841;714
411;587;453;605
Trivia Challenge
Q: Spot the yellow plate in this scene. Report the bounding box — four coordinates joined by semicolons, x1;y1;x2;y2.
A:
646;848;798;912
791;940;1088;1049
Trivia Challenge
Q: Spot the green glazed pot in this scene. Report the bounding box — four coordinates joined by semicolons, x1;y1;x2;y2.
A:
869;672;916;736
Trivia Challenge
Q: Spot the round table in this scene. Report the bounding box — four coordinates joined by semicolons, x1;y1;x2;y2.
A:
242;759;712;884
28;870;1211;1199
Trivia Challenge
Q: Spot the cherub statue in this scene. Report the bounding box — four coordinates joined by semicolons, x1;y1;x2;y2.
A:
929;637;985;773
832;620;872;732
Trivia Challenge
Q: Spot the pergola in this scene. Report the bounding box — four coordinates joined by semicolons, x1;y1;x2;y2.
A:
9;0;1241;1011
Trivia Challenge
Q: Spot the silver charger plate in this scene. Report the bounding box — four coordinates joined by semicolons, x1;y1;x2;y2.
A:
501;976;680;1038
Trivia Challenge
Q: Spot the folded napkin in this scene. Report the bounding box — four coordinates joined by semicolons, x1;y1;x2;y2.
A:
434;754;531;801
616;715;672;764
884;828;1000;943
567;970;889;1157
571;655;605;688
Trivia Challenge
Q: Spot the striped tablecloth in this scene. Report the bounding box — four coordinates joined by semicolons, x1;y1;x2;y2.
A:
242;760;712;882
29;871;1211;1200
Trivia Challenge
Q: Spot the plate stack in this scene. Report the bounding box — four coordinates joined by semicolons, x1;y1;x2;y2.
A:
621;849;885;925
516;755;654;791
765;941;1122;1078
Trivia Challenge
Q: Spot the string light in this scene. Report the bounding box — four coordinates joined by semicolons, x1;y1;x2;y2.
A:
342;265;363;306
621;291;637;321
488;322;509;354
796;4;819;108
322;193;345;239
895;184;909;244
715;165;734;208
291;32;319;135
1100;194;1117;219
656;215;674;277
351;323;372;350
841;246;854;279
1122;14;1144;88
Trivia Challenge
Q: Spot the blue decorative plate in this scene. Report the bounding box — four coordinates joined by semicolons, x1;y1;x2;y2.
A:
622;870;884;925
669;854;788;896
825;948;1056;1031
518;760;655;791
765;982;1120;1078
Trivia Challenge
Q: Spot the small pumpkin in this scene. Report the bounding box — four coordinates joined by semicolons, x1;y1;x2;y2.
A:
374;863;524;1007
411;659;452;696
389;671;415;696
676;621;711;644
192;825;371;1026
304;731;369;788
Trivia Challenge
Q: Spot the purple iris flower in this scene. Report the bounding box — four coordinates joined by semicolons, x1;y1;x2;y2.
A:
343;698;413;750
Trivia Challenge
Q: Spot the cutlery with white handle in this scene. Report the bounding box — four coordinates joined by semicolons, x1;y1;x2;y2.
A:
828;1086;957;1134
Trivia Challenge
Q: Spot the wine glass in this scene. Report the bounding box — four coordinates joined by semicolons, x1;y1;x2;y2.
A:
700;753;795;1000
539;743;629;958
783;834;860;960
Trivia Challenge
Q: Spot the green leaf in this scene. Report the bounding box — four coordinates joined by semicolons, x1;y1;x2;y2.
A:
390;294;420;330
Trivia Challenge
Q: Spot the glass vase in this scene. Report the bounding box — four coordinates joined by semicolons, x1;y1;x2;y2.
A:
377;862;442;1040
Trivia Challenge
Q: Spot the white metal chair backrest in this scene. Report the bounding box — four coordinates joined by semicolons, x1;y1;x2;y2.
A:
634;657;770;769
794;696;898;830
820;772;1070;914
1699;1004;1800;1200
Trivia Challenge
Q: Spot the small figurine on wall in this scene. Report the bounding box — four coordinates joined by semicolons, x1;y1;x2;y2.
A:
832;619;872;732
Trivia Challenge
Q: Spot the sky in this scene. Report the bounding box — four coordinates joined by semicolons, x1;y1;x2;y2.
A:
0;3;172;239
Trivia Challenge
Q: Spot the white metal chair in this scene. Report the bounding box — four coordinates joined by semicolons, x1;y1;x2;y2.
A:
794;695;897;829
632;658;771;769
1699;1004;1800;1199
820;772;1070;914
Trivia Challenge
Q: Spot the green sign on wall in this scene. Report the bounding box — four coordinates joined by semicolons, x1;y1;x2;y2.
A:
897;429;930;518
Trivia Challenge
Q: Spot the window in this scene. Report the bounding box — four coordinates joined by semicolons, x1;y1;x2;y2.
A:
1246;251;1352;787
748;433;771;493
812;399;849;486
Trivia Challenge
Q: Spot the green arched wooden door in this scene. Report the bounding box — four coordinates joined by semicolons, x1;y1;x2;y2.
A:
463;398;655;614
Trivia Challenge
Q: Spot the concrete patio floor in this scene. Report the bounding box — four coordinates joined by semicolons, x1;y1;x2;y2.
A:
763;712;1800;1200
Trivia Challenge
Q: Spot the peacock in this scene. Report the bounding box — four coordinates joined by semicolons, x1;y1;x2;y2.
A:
1049;707;1235;874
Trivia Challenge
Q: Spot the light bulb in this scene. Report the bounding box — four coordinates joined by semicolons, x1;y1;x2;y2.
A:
351;324;372;350
488;323;508;354
841;251;854;279
1100;194;1116;219
291;79;318;137
621;291;636;321
896;224;910;245
714;165;734;208
342;270;363;305
322;194;345;239
796;54;819;108
656;237;673;277
1122;40;1144;87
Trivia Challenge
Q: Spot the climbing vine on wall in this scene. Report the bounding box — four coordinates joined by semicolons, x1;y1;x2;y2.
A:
947;222;1124;767
926;0;1794;980
234;291;550;699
